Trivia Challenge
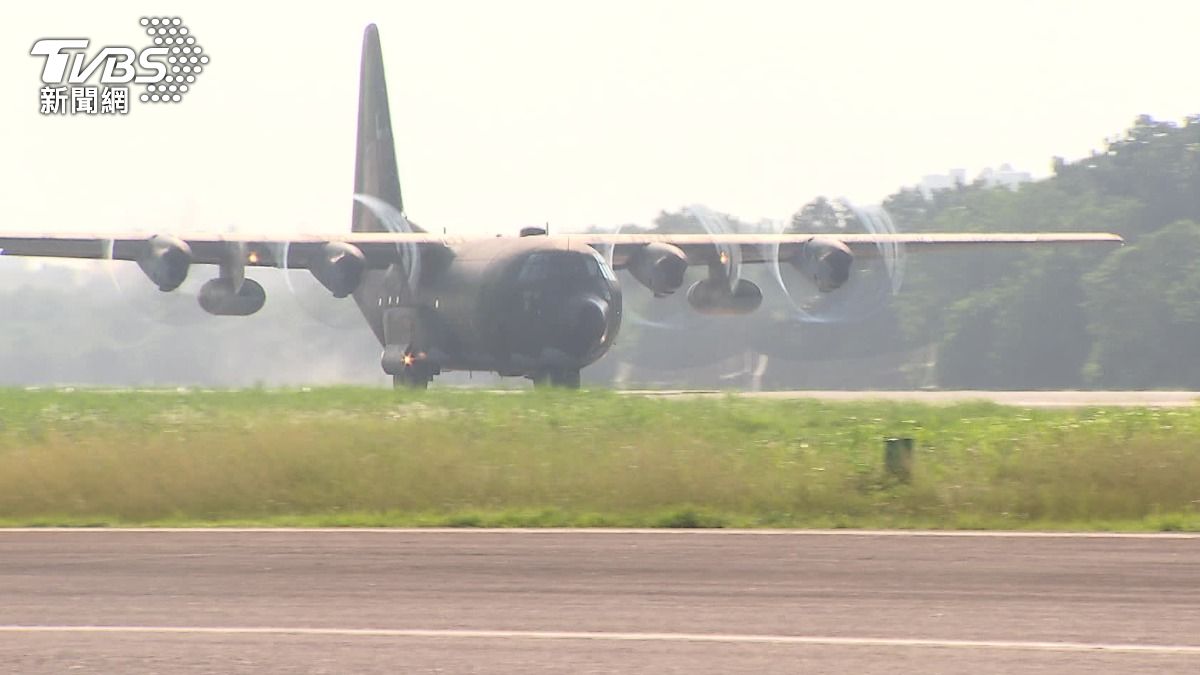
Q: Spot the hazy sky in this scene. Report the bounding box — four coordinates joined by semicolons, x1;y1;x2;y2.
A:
2;0;1198;237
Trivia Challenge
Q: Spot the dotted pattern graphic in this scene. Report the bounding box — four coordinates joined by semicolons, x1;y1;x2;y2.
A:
137;17;207;104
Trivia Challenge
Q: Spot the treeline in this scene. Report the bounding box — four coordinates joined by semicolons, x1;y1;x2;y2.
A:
889;114;1200;389
605;115;1200;389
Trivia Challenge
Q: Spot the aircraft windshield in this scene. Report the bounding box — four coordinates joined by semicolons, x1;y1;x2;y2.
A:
519;252;614;283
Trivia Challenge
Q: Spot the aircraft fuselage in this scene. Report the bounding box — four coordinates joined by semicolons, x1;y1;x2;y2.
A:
355;235;622;383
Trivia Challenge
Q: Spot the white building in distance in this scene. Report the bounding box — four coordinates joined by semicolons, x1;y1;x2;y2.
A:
918;164;1032;200
918;168;967;200
977;163;1033;192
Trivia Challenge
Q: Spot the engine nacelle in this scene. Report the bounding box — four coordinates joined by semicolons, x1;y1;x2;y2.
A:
136;235;192;292
686;278;763;316
198;278;266;316
790;237;854;292
309;242;366;298
628;243;689;296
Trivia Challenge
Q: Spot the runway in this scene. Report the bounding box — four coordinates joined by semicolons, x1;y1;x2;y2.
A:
54;387;1200;407
1;530;1198;673
635;390;1200;407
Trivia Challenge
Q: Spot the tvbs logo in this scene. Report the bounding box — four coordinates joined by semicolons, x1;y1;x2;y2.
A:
32;17;207;115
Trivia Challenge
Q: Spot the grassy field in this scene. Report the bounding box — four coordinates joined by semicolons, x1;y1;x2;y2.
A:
0;388;1197;530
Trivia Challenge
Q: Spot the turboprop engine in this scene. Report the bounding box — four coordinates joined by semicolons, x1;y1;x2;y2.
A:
790;237;854;293
136;235;192;292
309;242;366;298
627;242;688;296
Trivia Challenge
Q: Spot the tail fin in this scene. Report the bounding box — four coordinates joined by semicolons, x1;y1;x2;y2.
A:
352;24;421;233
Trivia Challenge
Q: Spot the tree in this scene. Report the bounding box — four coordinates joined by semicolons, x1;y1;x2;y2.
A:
1083;220;1200;387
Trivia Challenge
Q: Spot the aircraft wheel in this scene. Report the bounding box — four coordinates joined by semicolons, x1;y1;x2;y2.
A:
393;367;432;390
533;369;581;389
553;369;581;389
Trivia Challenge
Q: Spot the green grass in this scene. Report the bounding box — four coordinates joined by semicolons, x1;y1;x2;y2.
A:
0;387;1198;530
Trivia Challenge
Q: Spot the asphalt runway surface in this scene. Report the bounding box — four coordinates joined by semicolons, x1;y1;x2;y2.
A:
1;530;1198;674
638;390;1200;407
79;388;1200;407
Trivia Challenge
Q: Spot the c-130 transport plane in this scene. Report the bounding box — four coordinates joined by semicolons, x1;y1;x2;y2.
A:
2;25;1122;388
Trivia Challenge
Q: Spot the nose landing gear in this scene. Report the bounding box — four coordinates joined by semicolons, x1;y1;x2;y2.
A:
383;344;437;389
393;365;433;389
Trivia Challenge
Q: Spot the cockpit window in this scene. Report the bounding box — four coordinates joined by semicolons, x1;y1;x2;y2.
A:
518;253;552;283
519;252;615;283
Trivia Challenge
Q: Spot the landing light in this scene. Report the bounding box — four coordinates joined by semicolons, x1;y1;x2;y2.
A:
247;251;260;264
719;251;729;265
402;353;415;367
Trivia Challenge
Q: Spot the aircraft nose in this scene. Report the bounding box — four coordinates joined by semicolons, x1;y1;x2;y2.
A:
569;295;609;355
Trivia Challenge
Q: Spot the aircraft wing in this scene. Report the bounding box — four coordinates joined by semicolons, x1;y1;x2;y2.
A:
0;231;1123;271
0;232;455;269
577;232;1124;269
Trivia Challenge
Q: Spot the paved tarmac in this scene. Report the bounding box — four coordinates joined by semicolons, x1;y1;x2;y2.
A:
68;387;1200;407
636;390;1200;407
0;529;1197;674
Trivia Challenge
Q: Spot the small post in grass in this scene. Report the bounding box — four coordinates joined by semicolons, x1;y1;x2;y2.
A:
884;437;914;481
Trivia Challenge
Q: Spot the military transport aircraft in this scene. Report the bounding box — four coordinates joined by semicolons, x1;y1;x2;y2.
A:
1;25;1122;388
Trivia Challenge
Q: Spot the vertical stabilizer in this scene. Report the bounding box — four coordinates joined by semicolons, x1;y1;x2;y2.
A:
352;24;411;232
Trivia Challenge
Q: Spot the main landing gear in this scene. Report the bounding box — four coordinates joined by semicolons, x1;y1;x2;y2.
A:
531;369;581;389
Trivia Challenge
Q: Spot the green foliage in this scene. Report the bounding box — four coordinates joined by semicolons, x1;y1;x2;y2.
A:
1083;221;1200;387
885;117;1200;388
934;252;1092;388
1054;115;1200;237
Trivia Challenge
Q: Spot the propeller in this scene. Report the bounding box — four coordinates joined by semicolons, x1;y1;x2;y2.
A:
605;200;906;372
599;205;755;371
684;203;742;294
766;199;905;324
101;192;421;331
602;222;693;332
271;240;363;330
102;236;208;326
352;193;420;299
603;203;746;333
266;194;420;329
